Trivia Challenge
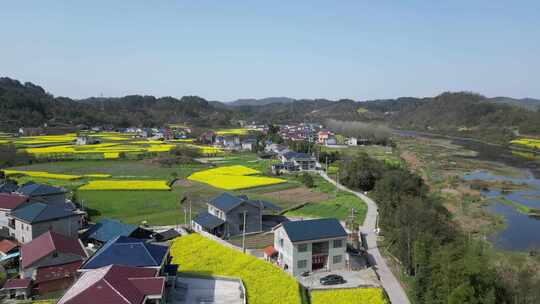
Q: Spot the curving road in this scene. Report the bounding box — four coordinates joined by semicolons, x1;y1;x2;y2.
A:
319;172;410;304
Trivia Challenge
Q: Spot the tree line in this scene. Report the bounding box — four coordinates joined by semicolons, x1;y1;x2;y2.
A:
339;152;540;303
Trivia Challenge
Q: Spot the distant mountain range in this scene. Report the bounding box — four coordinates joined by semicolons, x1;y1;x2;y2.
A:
1;76;539;144
488;97;540;110
228;96;540;110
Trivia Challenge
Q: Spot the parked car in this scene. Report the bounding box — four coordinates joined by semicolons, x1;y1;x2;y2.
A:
319;274;346;285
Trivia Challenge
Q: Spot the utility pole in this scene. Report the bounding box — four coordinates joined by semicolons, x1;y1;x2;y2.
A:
242;211;247;253
336;169;340;198
189;199;192;229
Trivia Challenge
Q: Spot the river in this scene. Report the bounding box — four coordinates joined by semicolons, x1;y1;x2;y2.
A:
395;130;540;251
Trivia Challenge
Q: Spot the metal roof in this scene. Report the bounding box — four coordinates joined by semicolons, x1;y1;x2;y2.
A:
17;182;66;197
209;193;267;213
84;218;138;243
10;202;77;224
192;212;225;230
80;236;168;270
281;218;347;243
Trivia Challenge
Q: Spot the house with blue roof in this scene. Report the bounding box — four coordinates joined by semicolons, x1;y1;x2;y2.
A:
273;218;348;277
8;202;83;243
192;193;282;238
16;182;67;206
79;236;168;271
83;218;153;245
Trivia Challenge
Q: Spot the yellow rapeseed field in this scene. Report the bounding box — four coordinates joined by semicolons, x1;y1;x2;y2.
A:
187;165;285;190
215;128;249;135
2;170;82;180
83;174;112;178
510;138;540;149
170;234;301;304
310;288;388;304
79;180;171;191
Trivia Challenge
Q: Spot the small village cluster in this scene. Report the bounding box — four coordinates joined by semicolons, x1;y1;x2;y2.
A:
0;176;372;304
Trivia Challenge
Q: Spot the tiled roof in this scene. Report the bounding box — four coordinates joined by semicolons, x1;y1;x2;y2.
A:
209;193;265;213
84;218;138;243
0;239;18;254
0;193;28;210
17;182;66;197
282;151;314;160
281;218;347;243
35;260;82;284
80;236;168;270
0;180;18;193
21;231;87;269
10;202;77;223
192;212;225;230
1;278;31;290
58;265;163;304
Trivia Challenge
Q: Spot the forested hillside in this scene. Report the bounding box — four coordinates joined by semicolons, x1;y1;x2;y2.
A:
1;77;539;144
0;77;233;130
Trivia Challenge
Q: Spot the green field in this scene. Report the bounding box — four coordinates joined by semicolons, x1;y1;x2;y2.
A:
7;152;367;226
285;175;366;224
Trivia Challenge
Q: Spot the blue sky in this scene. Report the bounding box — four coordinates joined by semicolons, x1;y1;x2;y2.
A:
1;1;539;101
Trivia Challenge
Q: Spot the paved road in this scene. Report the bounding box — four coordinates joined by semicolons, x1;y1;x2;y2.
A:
319;172;410;304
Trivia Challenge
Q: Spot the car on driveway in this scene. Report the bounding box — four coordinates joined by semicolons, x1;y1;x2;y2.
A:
319;274;346;285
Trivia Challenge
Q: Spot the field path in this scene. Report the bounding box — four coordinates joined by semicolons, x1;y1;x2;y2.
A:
319;171;410;304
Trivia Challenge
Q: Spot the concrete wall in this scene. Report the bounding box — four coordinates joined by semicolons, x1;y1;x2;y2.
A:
0;209;9;228
10;215;81;243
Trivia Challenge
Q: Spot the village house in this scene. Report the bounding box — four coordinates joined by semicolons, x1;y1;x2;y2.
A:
272;218;348;277
20;231;88;295
57;265;165;304
79;236;168;271
75;135;101;145
0;193;29;228
279;151;318;171
347;136;369;146
192;193;262;238
0;180;19;193
8;202;83;243
15;182;67;206
0;278;32;300
192;193;281;238
0;239;18;257
241;138;257;151
82;218;153;245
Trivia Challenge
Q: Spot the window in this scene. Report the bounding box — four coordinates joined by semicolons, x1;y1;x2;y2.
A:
279;238;284;248
333;239;343;248
298;244;308;252
297;259;307;269
239;224;244;232
333;255;343;264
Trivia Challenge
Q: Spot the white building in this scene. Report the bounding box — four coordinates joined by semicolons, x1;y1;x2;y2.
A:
273;218;347;277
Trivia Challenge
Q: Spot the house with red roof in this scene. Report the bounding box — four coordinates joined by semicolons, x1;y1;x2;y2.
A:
20;231;88;295
0;239;18;256
0;278;32;300
57;265;165;304
0;193;28;227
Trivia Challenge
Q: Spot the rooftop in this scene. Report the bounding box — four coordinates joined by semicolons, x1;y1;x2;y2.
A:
58;265;164;304
1;278;32;290
280;218;347;243
84;218;139;243
21;231;87;269
193;212;226;230
10;202;77;224
80;236;168;270
0;193;28;210
17;182;66;197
